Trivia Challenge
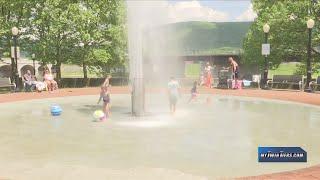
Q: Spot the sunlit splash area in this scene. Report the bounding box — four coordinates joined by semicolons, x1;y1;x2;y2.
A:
0;95;320;179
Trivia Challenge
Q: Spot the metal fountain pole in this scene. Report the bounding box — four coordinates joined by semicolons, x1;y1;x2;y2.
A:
128;23;145;116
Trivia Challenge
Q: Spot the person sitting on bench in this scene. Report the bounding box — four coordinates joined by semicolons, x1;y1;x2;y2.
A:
44;69;58;92
23;70;36;92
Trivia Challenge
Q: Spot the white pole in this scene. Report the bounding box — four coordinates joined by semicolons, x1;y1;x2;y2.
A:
127;2;145;116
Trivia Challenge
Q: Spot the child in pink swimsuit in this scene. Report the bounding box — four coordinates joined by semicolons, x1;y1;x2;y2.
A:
97;85;111;121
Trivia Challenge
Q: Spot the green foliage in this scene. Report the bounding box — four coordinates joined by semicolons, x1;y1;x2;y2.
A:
268;62;300;77
0;0;127;80
295;62;320;76
67;0;127;73
0;0;36;54
243;0;320;71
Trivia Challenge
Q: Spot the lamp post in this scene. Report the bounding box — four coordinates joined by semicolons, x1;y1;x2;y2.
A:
79;42;88;86
12;27;19;90
0;47;3;60
79;42;84;48
305;19;314;92
32;53;36;75
262;23;270;89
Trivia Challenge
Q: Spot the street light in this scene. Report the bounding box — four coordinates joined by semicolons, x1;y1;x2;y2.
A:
11;27;19;90
12;27;19;36
79;42;87;86
0;47;3;60
79;42;84;47
263;24;270;34
32;53;36;75
262;23;270;89
305;19;314;92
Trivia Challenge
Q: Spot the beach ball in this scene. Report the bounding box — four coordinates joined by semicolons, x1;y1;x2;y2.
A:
51;105;62;116
93;110;105;120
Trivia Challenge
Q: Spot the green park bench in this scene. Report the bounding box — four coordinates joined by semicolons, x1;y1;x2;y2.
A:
267;75;303;90
0;77;16;92
310;76;320;92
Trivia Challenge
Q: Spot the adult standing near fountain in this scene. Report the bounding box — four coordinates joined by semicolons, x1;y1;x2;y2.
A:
228;57;240;89
167;77;181;115
204;62;213;88
23;70;36;92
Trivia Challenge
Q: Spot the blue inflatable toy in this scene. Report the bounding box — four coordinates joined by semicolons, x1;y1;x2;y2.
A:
51;105;62;116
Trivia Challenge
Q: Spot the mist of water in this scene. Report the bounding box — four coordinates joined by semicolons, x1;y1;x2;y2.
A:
126;1;182;115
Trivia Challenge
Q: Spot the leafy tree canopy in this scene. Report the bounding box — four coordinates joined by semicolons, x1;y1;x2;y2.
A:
243;0;320;74
0;0;127;80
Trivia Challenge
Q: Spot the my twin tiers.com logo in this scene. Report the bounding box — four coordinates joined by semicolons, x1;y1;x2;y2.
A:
258;147;307;162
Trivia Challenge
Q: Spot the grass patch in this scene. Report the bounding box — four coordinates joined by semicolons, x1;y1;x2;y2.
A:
268;62;298;77
269;62;320;78
61;64;99;78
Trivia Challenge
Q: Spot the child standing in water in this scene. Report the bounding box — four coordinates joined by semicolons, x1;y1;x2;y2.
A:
188;81;198;103
97;85;111;121
168;77;181;115
103;75;112;87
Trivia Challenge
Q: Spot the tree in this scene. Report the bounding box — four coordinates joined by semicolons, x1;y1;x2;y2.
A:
28;0;127;84
27;0;82;84
1;0;127;85
243;0;319;74
0;0;35;82
74;0;127;81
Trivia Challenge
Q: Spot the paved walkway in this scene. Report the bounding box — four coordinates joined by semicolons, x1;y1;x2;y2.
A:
1;87;320;106
0;87;320;179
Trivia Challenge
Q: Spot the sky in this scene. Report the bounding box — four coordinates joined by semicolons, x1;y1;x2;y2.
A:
193;0;256;21
148;0;257;23
164;0;256;22
126;0;257;28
